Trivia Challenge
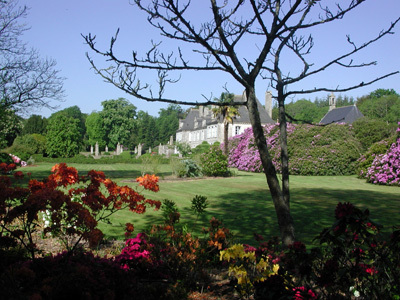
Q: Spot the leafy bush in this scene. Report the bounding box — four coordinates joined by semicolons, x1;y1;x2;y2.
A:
191;141;211;156
364;137;400;186
171;158;202;178
352;117;394;150
223;203;400;299
0;164;161;257
229;123;363;175
0;152;13;164
357;136;396;178
200;145;231;177
9;134;46;157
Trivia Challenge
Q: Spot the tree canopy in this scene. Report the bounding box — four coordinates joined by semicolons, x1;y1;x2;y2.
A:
46;115;81;158
100;98;136;149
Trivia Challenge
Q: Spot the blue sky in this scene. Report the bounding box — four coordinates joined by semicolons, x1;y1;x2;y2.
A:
17;0;400;117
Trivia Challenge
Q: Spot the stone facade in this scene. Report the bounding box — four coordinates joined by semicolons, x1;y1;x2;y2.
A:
176;92;275;148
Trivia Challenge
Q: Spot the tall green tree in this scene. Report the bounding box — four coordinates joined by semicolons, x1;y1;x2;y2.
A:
0;109;23;149
212;93;240;155
284;99;321;124
22;115;48;135
357;89;400;124
85;0;399;246
85;112;107;150
100;98;136;149
46;115;81;158
156;104;184;145
49;106;87;140
133;111;157;150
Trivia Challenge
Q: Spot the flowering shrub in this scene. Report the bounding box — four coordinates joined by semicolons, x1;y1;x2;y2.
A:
363;123;400;186
357;137;395;178
228;123;362;175
9;153;27;167
245;202;400;299
220;243;280;297
0;163;161;257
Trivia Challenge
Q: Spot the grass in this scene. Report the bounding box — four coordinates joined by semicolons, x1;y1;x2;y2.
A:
19;162;400;246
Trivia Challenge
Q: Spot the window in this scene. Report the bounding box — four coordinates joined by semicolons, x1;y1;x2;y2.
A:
235;126;241;135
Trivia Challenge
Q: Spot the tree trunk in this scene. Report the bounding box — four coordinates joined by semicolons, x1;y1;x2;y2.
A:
224;121;229;156
245;87;295;246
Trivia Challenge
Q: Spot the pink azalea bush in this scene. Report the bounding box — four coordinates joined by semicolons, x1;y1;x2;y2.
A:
364;122;400;186
228;123;362;175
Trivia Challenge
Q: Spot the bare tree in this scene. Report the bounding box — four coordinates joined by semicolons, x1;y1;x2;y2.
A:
84;0;399;245
0;0;64;114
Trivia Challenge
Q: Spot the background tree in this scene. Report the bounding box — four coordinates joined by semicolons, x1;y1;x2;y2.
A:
0;0;64;114
100;98;136;150
0;109;23;149
155;104;184;145
49;106;87;140
283;99;322;124
22;115;48;135
46;115;81;158
352;117;394;151
212;92;240;155
357;89;400;124
133;110;157;150
85;112;107;150
85;0;399;245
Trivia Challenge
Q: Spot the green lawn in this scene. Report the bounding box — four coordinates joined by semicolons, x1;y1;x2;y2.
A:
21;163;400;246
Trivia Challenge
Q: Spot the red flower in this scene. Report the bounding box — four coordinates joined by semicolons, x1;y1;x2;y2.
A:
13;171;24;179
50;163;79;187
136;174;159;192
335;202;355;219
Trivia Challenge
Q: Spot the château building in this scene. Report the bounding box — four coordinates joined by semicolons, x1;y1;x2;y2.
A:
176;92;275;148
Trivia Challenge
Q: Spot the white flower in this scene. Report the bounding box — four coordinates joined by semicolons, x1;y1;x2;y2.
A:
350;286;360;298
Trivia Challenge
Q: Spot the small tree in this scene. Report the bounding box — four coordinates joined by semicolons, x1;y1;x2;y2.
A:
212;92;240;155
46;115;81;158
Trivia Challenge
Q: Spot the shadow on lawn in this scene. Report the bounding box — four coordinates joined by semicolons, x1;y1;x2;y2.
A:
138;186;400;246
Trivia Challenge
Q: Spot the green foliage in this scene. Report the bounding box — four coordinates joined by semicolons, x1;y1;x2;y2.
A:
357;136;397;179
357;89;400;125
285;99;326;124
22;114;47;135
46;115;81;158
191;141;211;156
0;109;23;149
176;158;202;178
175;141;191;157
0;152;13;164
156;104;184;145
352;117;394;150
85;111;106;150
100;98;136;149
287;124;363;175
9;134;46;157
49;106;86;140
191;195;208;217
200;145;231;177
161;199;180;225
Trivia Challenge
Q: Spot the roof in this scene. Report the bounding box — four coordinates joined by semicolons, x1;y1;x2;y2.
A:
320;105;364;124
177;94;274;132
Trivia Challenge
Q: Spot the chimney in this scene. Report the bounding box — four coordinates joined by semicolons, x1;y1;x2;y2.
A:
265;91;272;119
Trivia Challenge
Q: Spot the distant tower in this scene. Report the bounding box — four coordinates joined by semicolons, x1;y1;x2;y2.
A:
265;91;273;118
328;92;336;111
